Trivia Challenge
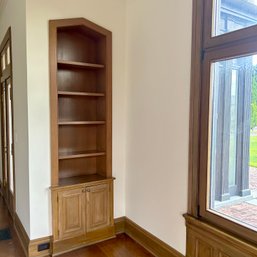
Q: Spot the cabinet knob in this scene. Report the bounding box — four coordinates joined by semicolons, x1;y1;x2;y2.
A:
86;188;90;192
82;189;86;193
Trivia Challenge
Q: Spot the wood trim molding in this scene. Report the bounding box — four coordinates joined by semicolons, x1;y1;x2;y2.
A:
114;217;184;257
14;212;29;257
14;214;183;257
14;213;51;257
114;216;126;234
29;236;52;257
185;214;257;257
187;0;203;217
52;226;115;256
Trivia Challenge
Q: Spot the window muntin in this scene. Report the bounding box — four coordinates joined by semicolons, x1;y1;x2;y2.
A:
213;0;257;37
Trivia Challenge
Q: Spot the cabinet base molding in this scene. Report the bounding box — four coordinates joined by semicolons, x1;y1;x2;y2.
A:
52;226;115;256
114;216;184;257
185;214;257;257
14;213;52;257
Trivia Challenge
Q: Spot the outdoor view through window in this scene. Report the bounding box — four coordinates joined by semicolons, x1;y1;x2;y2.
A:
213;0;257;36
209;0;257;230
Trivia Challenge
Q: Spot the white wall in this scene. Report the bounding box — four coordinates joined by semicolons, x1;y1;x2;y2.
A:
0;0;30;235
5;1;192;254
125;0;192;254
25;0;127;239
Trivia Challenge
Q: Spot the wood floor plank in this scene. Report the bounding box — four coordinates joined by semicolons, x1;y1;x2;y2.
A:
59;244;107;257
98;234;155;257
57;234;154;257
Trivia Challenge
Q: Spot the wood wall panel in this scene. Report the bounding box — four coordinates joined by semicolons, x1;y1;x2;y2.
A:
218;252;231;257
195;239;214;257
185;215;257;257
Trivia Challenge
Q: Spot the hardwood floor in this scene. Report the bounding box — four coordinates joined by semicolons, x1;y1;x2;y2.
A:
0;196;25;257
58;234;154;257
0;195;154;257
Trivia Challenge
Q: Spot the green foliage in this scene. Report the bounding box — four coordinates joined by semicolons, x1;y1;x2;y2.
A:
251;66;257;129
250;135;257;168
251;103;257;129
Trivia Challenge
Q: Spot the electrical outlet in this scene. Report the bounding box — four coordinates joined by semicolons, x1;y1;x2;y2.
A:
37;242;50;252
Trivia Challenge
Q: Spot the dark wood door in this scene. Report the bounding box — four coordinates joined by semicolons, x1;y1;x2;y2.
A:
0;36;15;214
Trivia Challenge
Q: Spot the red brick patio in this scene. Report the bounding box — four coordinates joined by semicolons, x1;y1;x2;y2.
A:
216;167;257;229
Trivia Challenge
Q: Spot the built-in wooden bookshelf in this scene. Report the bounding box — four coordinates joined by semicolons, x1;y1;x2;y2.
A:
50;18;112;185
49;18;114;253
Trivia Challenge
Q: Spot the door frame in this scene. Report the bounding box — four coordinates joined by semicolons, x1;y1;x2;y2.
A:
0;27;16;216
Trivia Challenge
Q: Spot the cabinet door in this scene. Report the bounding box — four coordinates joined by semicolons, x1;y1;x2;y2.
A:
58;188;85;240
86;183;111;232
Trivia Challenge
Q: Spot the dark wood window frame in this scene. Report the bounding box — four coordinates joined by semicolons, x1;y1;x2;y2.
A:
188;0;257;244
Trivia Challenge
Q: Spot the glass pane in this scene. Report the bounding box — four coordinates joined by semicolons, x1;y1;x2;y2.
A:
7;82;13;193
213;0;257;36
2;84;7;186
209;53;257;230
1;53;5;71
6;46;10;65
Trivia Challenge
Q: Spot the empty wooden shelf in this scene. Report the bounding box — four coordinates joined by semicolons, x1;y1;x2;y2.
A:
59;150;106;160
58;121;105;125
58;91;105;97
57;60;105;69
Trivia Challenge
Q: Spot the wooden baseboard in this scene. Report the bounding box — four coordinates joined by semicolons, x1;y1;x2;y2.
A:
29;236;52;257
14;213;51;257
52;226;115;256
14;213;30;257
114;216;184;257
114;216;126;234
14;214;183;257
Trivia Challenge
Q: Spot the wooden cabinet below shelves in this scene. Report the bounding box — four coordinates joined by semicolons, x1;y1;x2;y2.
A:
52;179;114;253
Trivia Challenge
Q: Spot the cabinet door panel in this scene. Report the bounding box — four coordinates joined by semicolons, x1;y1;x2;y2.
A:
86;183;111;232
58;188;85;239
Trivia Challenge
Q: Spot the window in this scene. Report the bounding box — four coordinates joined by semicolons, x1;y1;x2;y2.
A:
190;0;257;243
213;0;257;36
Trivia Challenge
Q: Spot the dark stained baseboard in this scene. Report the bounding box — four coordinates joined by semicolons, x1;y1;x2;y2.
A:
115;216;184;257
